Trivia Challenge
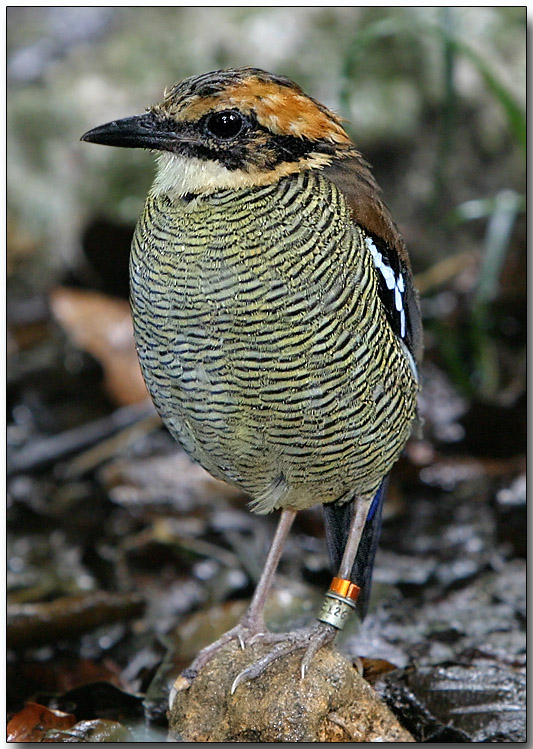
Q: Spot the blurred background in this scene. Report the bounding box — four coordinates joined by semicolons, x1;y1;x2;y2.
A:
7;7;525;743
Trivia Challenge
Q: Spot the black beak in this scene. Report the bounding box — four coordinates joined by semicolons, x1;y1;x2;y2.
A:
81;111;178;151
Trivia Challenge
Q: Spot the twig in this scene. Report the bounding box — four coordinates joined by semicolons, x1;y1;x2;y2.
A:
7;400;158;477
7;591;145;649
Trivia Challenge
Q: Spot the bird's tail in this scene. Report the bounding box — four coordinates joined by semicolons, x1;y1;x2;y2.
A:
322;478;387;619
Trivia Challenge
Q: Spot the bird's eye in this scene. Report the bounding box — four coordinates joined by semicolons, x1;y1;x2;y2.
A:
205;110;244;140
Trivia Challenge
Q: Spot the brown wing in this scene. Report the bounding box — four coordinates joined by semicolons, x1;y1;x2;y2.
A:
323;155;423;365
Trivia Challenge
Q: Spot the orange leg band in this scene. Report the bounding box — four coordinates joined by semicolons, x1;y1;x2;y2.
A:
317;577;361;630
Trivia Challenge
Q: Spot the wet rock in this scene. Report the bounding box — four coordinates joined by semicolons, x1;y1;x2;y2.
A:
353;558;526;667
43;718;130;742
377;661;526;743
495;474;526;557
168;640;414;742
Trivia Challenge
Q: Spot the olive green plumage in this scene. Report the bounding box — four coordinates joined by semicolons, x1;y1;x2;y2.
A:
130;170;418;514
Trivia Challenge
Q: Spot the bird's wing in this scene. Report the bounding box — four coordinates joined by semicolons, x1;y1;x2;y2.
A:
321;156;421;615
322;156;423;365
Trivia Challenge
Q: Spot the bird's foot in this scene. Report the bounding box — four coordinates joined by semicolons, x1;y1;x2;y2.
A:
230;620;337;694
169;613;266;708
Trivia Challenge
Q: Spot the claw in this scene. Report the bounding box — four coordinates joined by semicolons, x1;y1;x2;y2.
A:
169;672;193;710
301;632;330;679
231;642;290;693
248;631;265;645
168;685;177;710
300;646;316;678
170;620;268;708
178;620;337;703
231;661;260;693
230;672;243;694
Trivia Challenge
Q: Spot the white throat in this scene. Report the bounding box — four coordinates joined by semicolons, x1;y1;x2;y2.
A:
151;153;259;197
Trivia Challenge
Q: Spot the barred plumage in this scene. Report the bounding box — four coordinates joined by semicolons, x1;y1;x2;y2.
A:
130;170;418;514
81;67;422;692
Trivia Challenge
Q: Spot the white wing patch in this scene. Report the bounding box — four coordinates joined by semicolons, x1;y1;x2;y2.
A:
365;237;406;338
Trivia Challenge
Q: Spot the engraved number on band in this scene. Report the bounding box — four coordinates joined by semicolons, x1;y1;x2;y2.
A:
323;602;348;620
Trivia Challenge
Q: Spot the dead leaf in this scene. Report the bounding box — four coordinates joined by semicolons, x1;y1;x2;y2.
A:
360;657;399;683
7;702;76;742
49;287;147;406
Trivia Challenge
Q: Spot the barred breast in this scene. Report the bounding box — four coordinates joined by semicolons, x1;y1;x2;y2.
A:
130;171;418;513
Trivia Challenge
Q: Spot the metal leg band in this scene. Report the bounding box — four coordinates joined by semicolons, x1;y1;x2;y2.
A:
317;577;361;630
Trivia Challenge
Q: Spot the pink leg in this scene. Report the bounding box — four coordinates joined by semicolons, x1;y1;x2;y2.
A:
230;498;372;693
171;509;296;697
240;509;297;631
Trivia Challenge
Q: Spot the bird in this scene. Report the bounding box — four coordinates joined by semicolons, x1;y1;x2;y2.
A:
81;67;422;698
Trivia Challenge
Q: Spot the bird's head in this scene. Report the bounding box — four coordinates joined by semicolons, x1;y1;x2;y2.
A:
81;67;356;197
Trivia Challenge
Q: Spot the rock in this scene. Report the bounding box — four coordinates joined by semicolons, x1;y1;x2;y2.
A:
168;639;413;742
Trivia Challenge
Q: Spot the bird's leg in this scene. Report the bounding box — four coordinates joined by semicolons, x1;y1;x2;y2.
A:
230;498;372;693
337;498;372;580
174;509;296;689
239;508;297;633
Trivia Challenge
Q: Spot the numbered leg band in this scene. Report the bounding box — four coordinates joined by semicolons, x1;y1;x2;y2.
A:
317;577;361;630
